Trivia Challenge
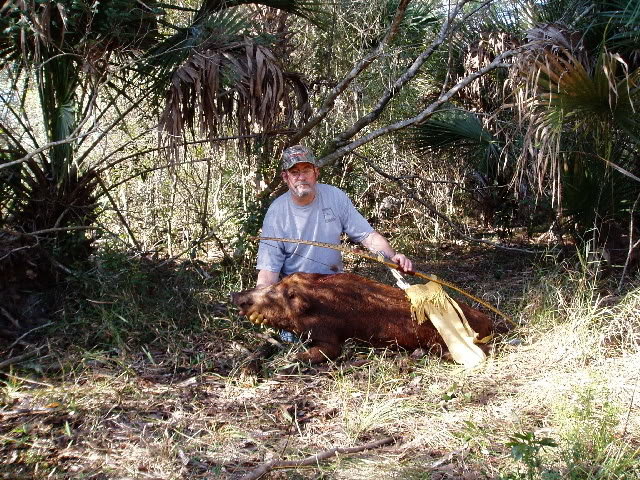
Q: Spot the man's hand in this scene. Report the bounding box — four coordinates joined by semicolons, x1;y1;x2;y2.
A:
392;253;413;273
362;231;413;273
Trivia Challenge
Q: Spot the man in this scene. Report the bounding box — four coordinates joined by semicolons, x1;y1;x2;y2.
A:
256;145;412;290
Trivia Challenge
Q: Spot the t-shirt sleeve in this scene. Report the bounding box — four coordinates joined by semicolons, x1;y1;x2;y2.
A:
256;209;285;273
335;188;374;243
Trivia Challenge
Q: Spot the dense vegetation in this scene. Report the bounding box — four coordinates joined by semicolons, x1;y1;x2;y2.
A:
1;0;639;478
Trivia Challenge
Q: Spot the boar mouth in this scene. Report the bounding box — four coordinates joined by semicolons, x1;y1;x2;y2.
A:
230;292;271;326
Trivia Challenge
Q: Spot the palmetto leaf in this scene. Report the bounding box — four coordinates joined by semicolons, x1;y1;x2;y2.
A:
191;0;328;27
406;108;508;190
528;50;640;146
0;0;160;69
597;0;640;55
409;109;498;156
516;33;640;226
562;144;640;229
140;8;248;79
145;4;314;158
159;38;310;157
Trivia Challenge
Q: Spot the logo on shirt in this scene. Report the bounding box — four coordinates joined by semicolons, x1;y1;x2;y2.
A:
322;208;337;223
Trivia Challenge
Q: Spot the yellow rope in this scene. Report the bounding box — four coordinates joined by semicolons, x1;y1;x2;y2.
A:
251;236;516;326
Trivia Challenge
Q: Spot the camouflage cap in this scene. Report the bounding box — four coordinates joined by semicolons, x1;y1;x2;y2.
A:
281;145;320;170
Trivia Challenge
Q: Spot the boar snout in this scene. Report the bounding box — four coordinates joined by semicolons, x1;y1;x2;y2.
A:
230;291;253;315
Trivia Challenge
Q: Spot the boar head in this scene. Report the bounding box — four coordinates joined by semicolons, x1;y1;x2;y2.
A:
230;277;310;332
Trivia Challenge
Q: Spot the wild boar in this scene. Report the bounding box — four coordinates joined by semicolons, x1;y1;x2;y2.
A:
231;272;494;364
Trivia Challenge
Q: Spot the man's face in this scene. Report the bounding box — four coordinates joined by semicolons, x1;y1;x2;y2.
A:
282;162;319;200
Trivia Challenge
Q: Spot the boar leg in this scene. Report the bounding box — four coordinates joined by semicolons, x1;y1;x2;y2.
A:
296;341;342;364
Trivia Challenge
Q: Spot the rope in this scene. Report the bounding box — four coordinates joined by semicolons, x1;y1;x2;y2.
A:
252;236;516;326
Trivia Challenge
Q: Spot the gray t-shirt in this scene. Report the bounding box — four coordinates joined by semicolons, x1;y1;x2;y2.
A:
256;183;374;275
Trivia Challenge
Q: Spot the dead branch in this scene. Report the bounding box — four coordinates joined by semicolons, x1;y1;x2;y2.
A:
318;51;520;167
155;213;237;267
95;130;296;176
0;132;97;170
95;175;142;251
0;80;48;159
0;306;21;329
1;226;100;237
239;436;397;480
0;406;61;419
6;322;53;351
430;444;468;468
74;95;145;167
621;375;638;438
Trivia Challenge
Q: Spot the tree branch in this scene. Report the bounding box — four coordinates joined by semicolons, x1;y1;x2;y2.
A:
95;130;295;176
0;90;41;159
1;226;100;237
155;213;237;267
0;346;45;370
7;322;53;351
95;175;143;251
288;0;412;146
330;0;475;149
0;132;97;171
318;52;520;167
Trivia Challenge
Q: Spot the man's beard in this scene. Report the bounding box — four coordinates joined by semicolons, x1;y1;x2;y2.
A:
291;183;314;198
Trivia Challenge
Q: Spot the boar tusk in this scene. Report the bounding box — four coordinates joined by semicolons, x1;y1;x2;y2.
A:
249;312;266;325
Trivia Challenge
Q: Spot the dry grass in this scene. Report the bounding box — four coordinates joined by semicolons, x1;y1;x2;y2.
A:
2;249;639;479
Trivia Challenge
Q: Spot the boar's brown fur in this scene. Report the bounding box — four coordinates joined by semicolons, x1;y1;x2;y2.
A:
231;272;494;364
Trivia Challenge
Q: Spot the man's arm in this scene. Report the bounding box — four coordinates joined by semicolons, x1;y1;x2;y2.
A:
256;269;280;288
361;231;413;272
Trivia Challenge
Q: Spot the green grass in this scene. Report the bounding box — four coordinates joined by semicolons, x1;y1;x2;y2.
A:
51;249;247;350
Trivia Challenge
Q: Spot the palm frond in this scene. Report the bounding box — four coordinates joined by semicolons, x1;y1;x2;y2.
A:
0;0;160;70
515;38;640;219
409;109;496;152
158;38;310;159
600;0;640;27
138;8;248;85
384;0;439;38
406;110;502;182
519;0;593;27
597;0;640;63
531;51;640;139
191;0;329;28
562;144;640;229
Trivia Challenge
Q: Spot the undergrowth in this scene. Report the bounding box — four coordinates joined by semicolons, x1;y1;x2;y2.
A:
495;258;640;480
53;249;246;350
1;247;639;479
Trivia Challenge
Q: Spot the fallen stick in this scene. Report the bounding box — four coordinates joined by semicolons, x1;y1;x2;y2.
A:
7;322;52;351
430;444;468;468
0;406;61;419
240;436;397;480
0;346;45;369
